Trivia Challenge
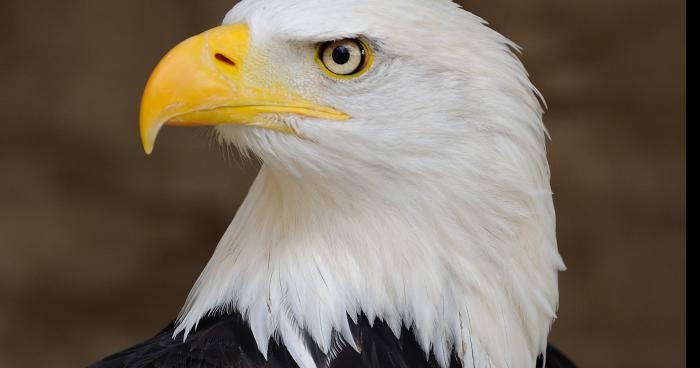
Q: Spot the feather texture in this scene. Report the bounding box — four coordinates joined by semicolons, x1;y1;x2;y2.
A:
90;313;575;368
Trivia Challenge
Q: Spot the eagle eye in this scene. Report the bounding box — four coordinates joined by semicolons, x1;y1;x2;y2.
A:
316;38;373;78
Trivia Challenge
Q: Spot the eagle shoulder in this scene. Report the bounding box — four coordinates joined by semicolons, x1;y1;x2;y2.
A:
89;313;575;368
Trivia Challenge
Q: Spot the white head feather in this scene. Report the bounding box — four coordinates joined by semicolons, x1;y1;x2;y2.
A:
175;1;565;368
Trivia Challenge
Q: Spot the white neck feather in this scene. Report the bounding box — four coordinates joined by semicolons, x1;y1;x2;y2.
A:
176;153;564;368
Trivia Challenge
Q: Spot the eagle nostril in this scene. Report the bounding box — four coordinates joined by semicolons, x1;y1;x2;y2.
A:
215;53;236;66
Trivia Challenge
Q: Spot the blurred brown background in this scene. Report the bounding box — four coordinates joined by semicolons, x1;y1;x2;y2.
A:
0;0;685;367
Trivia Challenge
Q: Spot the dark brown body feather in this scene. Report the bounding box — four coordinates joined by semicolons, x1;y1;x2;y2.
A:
90;312;575;368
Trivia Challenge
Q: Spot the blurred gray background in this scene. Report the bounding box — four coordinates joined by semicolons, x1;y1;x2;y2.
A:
0;0;685;367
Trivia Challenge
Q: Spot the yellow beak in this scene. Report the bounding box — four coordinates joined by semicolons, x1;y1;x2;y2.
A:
140;24;349;154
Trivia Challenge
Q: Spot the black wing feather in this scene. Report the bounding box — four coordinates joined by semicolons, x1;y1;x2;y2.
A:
537;345;577;368
90;312;575;368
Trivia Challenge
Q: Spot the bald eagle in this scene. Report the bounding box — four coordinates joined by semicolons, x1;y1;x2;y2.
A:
91;1;575;367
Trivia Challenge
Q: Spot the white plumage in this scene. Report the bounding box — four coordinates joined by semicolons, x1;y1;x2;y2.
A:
172;1;565;368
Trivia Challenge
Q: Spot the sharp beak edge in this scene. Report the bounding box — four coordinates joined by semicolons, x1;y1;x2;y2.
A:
139;23;349;154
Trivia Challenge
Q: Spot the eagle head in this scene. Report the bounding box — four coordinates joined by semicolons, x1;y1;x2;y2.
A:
139;1;565;368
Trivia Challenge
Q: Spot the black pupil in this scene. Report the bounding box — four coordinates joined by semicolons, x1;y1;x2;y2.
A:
332;45;351;65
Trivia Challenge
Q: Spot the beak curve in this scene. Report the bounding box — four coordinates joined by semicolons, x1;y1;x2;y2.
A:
139;23;349;154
